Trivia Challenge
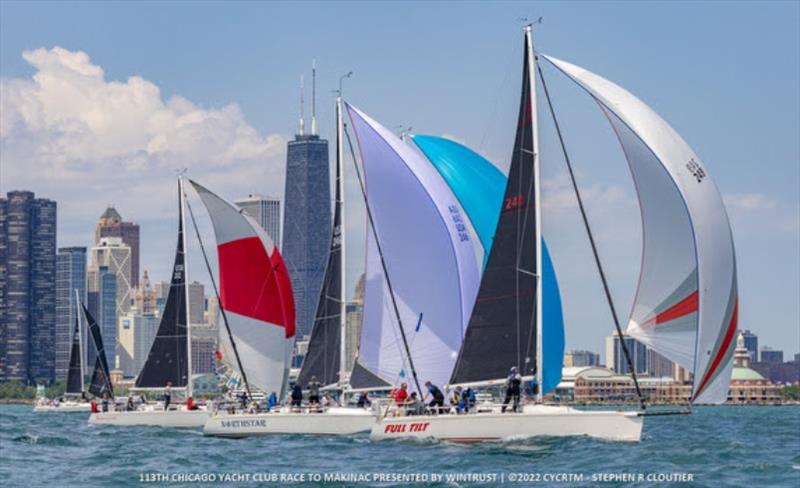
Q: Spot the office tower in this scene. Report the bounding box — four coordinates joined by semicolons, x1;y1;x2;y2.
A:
117;308;158;377
564;350;601;368
153;280;170;316
133;270;156;314
206;294;220;330
98;266;117;366
188;281;205;325
760;347;784;364
605;333;648;375
741;329;758;362
344;274;365;374
95;206;140;287
646;348;675;378
235;194;281;250
55;247;87;381
282;67;331;337
88;237;132;316
0;191;57;383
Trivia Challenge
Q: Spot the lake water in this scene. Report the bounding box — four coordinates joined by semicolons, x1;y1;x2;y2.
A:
1;404;798;487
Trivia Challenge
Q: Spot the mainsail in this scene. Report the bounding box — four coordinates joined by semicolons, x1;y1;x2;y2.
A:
543;55;738;404
135;181;190;390
65;310;83;395
449;31;544;386
346;103;480;391
415;135;564;393
83;303;113;398
190;180;296;397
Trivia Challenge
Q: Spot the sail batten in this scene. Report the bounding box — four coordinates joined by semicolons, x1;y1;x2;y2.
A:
542;54;738;404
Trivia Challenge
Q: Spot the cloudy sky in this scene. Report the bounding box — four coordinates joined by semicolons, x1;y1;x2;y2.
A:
1;1;798;359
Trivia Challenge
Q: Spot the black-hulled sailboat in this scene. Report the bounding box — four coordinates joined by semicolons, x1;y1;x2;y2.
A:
89;177;209;427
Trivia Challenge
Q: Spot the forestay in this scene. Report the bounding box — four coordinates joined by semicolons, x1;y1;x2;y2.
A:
543;55;738;404
190;180;296;397
346;103;479;392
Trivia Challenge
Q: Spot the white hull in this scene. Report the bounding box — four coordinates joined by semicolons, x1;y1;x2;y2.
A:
371;405;643;443
33;402;91;413
203;407;376;438
89;406;208;428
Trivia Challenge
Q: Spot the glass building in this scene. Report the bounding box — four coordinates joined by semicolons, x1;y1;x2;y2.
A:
282;133;331;337
55;247;87;381
235;194;281;250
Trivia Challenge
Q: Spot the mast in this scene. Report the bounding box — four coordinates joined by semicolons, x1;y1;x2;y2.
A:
75;289;85;393
336;94;347;393
526;24;544;403
180;176;194;398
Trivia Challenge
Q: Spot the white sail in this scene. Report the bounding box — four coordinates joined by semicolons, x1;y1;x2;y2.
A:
543;55;738;404
346;103;480;391
189;180;296;397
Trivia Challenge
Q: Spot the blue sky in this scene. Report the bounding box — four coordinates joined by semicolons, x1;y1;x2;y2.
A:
1;1;798;360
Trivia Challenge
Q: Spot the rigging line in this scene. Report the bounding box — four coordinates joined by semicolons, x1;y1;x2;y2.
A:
343;118;424;398
184;196;253;400
537;63;646;410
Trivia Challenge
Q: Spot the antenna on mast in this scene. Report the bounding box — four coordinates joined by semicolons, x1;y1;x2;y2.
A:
311;59;317;135
299;75;305;136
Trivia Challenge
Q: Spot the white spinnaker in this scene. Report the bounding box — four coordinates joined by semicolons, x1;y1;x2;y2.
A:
346;103;480;391
190;181;295;397
543;55;738;404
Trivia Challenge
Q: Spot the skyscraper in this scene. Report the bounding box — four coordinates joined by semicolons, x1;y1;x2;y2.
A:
235;194;281;250
188;281;205;325
55;247;87;382
282;71;331;337
0;191;57;383
741;329;758;362
605;333;648;375
117;308;158;377
760;347;784;364
564;350;601;367
98;266;117;367
95;206;141;287
88;237;132;317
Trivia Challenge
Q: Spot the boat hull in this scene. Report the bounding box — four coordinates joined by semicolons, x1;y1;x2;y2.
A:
33;402;92;413
370;405;643;443
203;407;376;438
88;408;208;428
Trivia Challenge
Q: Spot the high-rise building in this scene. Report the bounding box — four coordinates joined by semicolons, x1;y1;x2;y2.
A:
188;281;205;325
282;74;331;337
647;348;675;379
605;333;648;375
564;350;601;368
153;280;170;316
190;320;217;375
741;329;758;362
117;308;158;377
95;206;140;287
55;247;87;381
344;274;366;374
98;266;117;367
88;237;132;317
760;347;784;364
133;270;156;314
206;294;220;330
0;191;57;383
235;194;281;250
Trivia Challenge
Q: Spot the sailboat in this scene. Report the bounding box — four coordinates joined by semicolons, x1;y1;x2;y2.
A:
369;24;737;443
89;177;209;428
34;290;93;412
201;95;376;438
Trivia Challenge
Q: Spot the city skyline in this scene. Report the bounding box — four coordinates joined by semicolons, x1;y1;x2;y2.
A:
1;2;798;357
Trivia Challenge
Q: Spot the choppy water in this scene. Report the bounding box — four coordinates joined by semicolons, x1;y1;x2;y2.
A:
1;404;798;487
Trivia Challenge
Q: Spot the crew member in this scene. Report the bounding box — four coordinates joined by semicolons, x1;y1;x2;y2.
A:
164;381;173;410
308;375;321;407
357;391;371;408
290;382;303;410
425;381;445;414
502;366;522;413
186;396;198;411
395;382;409;410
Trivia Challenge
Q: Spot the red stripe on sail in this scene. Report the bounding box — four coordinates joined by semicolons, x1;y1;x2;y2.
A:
270;247;296;338
692;298;738;401
655;291;699;324
217;236;286;328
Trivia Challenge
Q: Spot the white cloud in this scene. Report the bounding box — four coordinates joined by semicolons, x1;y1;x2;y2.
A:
0;46;289;286
723;193;777;211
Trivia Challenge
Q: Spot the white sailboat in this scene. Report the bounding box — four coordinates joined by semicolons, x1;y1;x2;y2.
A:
203;81;376;438
89;177;209;428
368;24;737;443
34;290;92;413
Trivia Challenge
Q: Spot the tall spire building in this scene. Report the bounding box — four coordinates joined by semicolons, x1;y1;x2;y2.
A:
95;205;140;287
282;62;331;337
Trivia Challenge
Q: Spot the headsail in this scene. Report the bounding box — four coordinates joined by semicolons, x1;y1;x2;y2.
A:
190;180;296;397
414;135;564;392
65;310;83;395
543;55;738;404
449;31;544;386
83;303;113;398
135;182;190;389
346;103;480;391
